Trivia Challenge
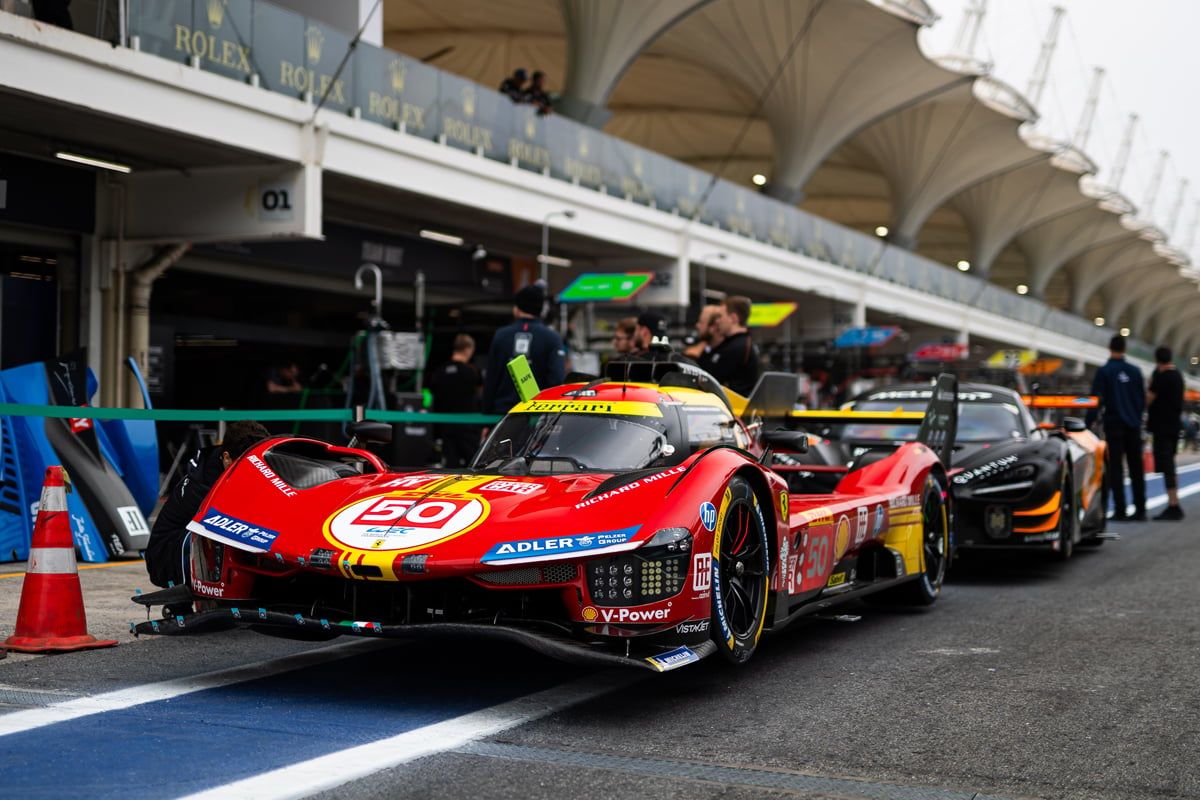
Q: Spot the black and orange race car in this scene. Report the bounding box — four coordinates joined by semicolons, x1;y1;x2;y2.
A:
790;383;1106;559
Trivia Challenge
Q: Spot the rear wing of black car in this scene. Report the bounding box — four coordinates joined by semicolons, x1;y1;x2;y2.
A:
1020;394;1098;409
916;373;958;466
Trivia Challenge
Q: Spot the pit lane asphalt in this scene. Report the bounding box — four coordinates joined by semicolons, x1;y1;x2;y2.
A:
2;480;1199;799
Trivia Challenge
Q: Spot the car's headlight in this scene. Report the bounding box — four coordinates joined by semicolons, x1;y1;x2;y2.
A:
985;464;1036;483
585;527;691;607
969;464;1037;496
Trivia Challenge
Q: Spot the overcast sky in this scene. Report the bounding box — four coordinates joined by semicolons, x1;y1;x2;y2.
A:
921;0;1200;257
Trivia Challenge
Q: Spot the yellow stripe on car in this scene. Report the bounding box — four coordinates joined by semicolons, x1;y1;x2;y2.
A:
510;399;662;417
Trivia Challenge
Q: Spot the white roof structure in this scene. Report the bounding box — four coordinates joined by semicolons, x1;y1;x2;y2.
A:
381;0;1197;347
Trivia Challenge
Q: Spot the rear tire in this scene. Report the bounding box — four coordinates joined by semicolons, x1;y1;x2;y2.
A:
874;472;950;606
1081;472;1108;546
710;476;770;665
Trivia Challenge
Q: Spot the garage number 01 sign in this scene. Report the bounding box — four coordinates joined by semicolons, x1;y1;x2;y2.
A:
258;180;296;221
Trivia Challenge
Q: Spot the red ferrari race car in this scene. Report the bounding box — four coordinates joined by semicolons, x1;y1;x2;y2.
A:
134;367;958;672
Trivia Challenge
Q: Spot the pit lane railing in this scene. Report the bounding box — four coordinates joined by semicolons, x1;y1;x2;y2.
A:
15;0;1141;353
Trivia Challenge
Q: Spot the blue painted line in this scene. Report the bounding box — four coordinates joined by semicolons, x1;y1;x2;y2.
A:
0;645;581;799
1108;461;1200;513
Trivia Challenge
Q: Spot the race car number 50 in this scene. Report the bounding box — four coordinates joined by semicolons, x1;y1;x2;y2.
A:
326;494;488;552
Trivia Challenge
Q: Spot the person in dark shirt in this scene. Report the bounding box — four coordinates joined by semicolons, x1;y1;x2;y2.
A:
499;68;528;102
685;304;723;363
1086;335;1146;521
146;421;270;605
610;316;637;357
614;310;668;360
705;295;761;397
32;0;72;29
430;333;483;468
265;361;302;394
482;283;566;413
526;70;553;115
1147;345;1185;520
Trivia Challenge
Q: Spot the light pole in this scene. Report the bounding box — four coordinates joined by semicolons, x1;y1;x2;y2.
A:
695;251;727;307
540;210;576;285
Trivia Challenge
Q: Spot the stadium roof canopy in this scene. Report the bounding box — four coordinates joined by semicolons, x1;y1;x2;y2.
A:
382;0;1198;342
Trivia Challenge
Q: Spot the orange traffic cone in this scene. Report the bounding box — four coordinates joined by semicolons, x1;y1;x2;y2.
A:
2;467;117;653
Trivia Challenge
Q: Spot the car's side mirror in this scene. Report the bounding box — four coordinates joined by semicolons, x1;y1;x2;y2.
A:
348;420;393;446
1062;417;1087;433
761;429;809;453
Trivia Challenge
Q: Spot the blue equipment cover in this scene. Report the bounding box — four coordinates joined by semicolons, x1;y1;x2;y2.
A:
0;357;158;563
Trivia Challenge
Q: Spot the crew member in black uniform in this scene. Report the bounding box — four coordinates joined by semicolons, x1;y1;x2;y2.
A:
482;283;566;413
430;333;483;467
145;421;270;596
1148;345;1185;520
1087;335;1147;521
705;295;761;396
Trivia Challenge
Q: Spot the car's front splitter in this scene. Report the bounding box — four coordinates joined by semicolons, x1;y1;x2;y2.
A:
130;604;715;673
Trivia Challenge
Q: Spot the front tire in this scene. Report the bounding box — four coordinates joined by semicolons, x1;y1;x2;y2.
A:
1054;473;1076;561
710;476;770;665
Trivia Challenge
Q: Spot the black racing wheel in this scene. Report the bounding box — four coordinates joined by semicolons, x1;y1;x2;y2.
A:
1054;472;1076;561
710;476;770;665
874;472;950;606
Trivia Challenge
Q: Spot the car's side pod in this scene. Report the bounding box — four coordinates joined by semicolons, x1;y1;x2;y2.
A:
917;373;958;467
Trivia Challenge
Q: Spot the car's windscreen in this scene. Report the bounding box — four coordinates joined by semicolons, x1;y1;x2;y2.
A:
474;412;674;473
840;399;1026;443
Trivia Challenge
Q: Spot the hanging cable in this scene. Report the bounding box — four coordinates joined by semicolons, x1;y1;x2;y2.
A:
687;0;830;220
309;0;384;123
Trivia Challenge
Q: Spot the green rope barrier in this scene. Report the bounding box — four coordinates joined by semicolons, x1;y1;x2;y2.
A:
0;404;501;425
366;411;500;424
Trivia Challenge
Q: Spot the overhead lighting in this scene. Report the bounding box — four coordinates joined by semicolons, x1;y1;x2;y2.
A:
536;254;572;268
55;151;131;174
751;174;767;186
1120;327;1131;337
1094;316;1106;326
419;229;465;246
956;260;970;272
874;226;889;237
1015;284;1029;295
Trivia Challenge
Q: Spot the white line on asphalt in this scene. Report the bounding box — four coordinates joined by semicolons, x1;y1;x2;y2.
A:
177;670;645;800
1119;477;1200;517
0;639;392;738
1122;460;1200;487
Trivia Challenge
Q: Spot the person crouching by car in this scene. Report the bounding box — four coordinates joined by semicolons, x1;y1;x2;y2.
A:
145;421;271;604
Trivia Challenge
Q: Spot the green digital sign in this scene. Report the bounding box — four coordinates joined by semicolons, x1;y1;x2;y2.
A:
747;302;798;327
559;272;652;303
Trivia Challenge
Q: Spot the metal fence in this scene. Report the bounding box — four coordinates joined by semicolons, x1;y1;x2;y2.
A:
119;0;1121;349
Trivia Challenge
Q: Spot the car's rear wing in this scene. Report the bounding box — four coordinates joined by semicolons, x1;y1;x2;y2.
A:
788;374;958;467
916;373;958;467
789;410;926;425
1020;394;1098;409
